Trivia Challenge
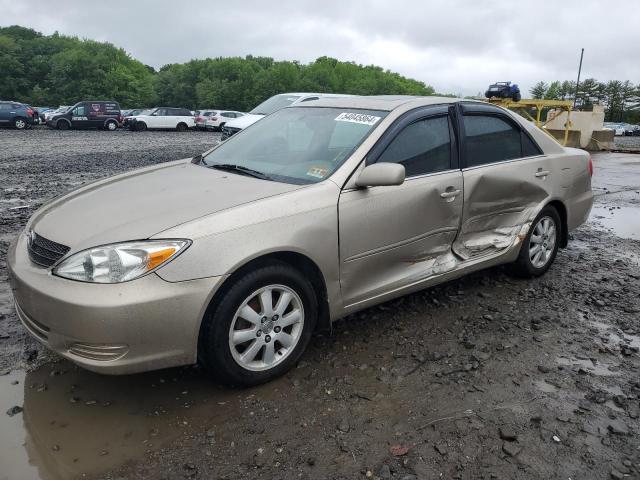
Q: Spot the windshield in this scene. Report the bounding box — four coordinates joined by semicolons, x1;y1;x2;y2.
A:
202;107;386;184
137;109;154;116
249;94;301;115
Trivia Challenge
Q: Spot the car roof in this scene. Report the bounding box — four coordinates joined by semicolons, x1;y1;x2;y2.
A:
294;95;465;111
275;92;354;98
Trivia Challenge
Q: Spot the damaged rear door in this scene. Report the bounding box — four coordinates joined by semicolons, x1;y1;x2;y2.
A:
338;106;463;307
453;103;550;260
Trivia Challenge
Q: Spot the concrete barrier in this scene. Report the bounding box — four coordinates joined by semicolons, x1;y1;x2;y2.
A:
545;128;614;151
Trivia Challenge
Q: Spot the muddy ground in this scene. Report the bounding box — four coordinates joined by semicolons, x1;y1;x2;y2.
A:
1;128;639;480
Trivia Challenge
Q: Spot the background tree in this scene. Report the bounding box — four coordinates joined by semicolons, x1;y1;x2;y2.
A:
530;81;548;99
544;81;562;100
0;25;436;110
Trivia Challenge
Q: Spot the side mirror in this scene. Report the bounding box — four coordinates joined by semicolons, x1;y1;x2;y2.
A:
355;163;405;188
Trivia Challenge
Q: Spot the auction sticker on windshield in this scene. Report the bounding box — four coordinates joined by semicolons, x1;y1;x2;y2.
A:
306;166;328;179
335;112;381;126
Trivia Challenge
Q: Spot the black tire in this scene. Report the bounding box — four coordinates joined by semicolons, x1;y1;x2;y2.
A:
135;121;147;132
57;120;69;130
512;92;522;102
176;122;188;132
511;205;561;278
105;120;117;131
13;117;28;130
218;122;225;131
199;262;318;386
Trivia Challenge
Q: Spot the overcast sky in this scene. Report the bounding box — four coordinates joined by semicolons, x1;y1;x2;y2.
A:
1;0;638;96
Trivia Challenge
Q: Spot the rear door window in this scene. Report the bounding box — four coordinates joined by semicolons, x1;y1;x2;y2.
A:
522;131;543;157
462;115;522;166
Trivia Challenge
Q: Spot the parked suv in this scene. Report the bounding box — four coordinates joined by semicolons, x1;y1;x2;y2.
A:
128;107;195;131
0;101;35;129
196;110;245;131
221;93;351;139
46;101;122;130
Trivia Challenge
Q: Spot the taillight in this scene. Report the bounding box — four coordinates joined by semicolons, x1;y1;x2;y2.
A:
26;108;34;115
211;117;218;121
588;156;593;177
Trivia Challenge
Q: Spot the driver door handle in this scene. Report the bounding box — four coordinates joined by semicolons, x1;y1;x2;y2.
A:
535;170;550;178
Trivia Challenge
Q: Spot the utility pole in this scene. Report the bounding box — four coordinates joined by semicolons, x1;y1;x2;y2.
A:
573;48;584;109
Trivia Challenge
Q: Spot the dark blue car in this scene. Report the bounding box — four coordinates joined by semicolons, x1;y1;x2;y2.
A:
485;82;521;102
0;101;35;129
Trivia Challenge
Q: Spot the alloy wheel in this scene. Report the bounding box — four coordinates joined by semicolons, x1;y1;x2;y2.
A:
228;284;304;371
529;216;556;268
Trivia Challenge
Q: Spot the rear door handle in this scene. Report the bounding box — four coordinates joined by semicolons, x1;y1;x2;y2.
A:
535;170;550;178
440;189;461;199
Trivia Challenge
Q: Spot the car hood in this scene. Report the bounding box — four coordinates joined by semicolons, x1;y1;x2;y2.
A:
224;114;264;130
29;160;303;252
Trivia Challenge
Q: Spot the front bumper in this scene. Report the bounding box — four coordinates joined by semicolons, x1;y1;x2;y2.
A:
7;233;224;374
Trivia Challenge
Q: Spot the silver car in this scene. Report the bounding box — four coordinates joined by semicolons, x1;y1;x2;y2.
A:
7;96;593;385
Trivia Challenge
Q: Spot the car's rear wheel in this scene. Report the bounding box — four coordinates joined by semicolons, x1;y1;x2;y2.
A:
57;120;69;130
218;122;225;131
135;121;147;132
14;118;27;130
512;92;522;102
105;120;117;131
511;206;560;277
199;262;317;386
176;122;188;132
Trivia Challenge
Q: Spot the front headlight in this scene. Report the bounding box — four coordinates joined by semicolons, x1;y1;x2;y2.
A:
53;240;190;283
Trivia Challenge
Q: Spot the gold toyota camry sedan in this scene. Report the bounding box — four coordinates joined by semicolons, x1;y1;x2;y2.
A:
8;96;593;385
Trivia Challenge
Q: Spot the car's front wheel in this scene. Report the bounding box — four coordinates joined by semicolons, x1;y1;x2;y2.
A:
199;262;317;386
511;206;561;277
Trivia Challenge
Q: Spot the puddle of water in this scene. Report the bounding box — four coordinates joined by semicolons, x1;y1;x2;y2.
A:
589;206;640;240
555;357;619;376
0;362;286;480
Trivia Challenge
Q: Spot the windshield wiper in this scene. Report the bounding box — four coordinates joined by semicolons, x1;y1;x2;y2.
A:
209;163;271;180
191;154;203;164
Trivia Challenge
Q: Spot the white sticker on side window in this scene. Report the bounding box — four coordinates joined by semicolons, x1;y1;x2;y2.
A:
335;112;381;126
